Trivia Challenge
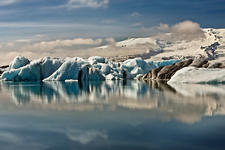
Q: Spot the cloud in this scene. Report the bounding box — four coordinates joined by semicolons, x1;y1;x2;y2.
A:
0;0;20;6
157;20;205;41
22;38;103;51
0;37;105;64
132;22;142;27
171;20;203;34
67;0;109;9
158;23;170;31
131;12;141;17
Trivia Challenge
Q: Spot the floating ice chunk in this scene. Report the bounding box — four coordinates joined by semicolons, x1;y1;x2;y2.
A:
9;56;30;70
44;60;81;81
168;67;225;84
2;57;63;81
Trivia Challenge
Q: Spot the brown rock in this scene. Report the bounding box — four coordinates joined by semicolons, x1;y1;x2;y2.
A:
208;62;225;68
157;59;193;80
151;66;163;79
190;59;208;68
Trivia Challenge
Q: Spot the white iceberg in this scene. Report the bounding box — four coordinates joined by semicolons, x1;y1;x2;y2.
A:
1;57;63;81
168;67;225;84
1;56;179;81
44;59;81;81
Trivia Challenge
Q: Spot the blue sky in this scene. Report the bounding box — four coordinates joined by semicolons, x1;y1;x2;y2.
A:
0;0;225;64
0;0;225;41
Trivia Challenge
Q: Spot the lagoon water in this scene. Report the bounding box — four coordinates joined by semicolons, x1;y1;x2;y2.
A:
0;80;225;150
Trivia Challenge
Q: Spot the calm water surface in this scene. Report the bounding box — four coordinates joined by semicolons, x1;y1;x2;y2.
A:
0;80;225;150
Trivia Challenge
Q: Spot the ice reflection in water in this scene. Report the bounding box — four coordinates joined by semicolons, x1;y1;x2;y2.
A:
1;80;225;123
1;81;225;150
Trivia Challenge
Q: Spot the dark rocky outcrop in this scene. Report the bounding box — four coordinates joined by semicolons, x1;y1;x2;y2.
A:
142;59;194;81
208;62;225;69
157;59;193;80
0;65;9;69
0;65;9;76
190;59;208;68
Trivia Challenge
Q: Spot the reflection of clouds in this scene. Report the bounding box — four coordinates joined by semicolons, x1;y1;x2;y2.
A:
1;81;225;124
67;129;108;144
0;120;107;149
0;131;22;144
0;129;47;150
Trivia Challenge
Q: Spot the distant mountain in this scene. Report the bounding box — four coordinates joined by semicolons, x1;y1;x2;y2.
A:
98;28;225;62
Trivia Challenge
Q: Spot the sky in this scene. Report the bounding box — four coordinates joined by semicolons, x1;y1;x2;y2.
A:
0;0;225;64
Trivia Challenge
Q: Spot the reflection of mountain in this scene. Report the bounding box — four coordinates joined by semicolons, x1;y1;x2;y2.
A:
1;81;225;124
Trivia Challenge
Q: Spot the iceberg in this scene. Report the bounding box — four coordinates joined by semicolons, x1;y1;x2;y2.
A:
168;67;225;84
1;56;180;82
1;57;63;81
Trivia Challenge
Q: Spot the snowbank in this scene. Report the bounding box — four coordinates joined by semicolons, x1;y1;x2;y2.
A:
1;56;179;81
168;67;225;84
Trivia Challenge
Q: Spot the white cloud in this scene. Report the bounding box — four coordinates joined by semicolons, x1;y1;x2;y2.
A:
67;0;109;9
0;0;20;6
157;20;205;41
105;37;115;44
131;12;141;17
132;22;142;27
158;23;170;31
22;38;103;51
171;20;203;34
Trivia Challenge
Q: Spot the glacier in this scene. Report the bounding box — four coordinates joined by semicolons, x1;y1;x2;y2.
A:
1;56;179;82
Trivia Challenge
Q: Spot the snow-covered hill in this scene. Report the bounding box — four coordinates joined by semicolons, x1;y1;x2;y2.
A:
98;28;225;62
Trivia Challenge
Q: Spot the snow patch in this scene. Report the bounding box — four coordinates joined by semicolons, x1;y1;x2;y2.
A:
168;67;225;84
